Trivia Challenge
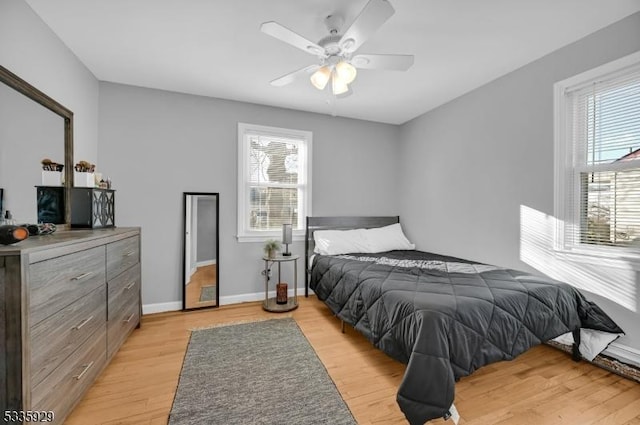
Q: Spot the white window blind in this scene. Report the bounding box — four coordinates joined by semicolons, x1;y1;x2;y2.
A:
237;123;312;242
561;62;640;251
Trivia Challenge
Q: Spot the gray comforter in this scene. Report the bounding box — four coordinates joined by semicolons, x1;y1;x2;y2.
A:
309;250;623;424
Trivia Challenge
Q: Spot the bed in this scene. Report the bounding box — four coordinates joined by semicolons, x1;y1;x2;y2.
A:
305;216;624;424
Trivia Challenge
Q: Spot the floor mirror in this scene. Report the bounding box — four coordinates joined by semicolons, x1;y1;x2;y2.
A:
183;192;219;310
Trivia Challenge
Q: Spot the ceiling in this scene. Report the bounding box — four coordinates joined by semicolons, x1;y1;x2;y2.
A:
25;0;640;125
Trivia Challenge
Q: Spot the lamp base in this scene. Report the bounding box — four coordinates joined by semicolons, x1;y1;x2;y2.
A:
282;243;291;256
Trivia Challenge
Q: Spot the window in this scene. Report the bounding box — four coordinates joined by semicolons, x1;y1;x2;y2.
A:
554;52;640;254
237;123;312;242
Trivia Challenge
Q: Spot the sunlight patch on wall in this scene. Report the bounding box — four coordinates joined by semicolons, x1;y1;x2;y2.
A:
520;205;637;312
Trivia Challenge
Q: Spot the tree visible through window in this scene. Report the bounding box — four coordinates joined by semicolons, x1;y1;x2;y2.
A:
249;137;299;230
237;123;311;241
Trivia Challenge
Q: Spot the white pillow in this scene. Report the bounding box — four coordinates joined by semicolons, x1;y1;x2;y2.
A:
313;228;369;255
365;223;415;252
553;329;622;361
313;223;415;255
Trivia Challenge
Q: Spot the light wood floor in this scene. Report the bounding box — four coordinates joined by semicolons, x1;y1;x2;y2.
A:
184;264;217;309
65;296;640;425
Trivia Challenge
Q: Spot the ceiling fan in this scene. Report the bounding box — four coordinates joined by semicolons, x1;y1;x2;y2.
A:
260;0;414;97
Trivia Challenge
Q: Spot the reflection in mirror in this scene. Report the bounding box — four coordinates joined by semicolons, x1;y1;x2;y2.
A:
0;65;74;224
183;192;219;310
0;83;64;223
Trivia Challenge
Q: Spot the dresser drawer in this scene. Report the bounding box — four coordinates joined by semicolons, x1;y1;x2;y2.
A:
29;246;106;326
108;263;140;321
106;236;139;281
30;286;106;388
31;325;106;425
107;294;139;359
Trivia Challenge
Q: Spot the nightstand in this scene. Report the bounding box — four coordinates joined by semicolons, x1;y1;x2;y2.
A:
262;255;299;312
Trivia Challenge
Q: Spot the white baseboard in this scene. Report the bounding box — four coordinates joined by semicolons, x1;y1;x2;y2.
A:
142;288;314;314
142;301;183;314
218;291;265;305
219;287;312;306
604;342;640;367
197;259;217;267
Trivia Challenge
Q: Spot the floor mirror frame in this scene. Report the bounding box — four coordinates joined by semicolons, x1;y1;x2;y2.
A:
182;192;219;311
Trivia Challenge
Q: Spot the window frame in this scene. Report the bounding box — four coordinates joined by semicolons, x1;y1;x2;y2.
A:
237;122;312;243
553;51;640;260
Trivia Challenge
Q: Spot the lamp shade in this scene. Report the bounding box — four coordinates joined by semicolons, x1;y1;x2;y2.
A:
331;72;349;95
335;61;357;84
282;223;292;244
310;66;331;90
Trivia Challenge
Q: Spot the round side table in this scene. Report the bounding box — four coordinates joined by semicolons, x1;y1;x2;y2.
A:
262;254;299;312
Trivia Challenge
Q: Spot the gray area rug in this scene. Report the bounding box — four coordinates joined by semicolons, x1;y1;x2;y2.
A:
169;318;357;425
199;285;216;302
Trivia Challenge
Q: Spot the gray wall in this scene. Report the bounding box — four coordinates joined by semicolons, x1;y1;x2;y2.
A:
0;83;64;222
98;82;401;307
0;0;99;165
399;13;640;351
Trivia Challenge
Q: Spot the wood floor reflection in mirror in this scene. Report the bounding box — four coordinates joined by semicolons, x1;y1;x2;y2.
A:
185;264;217;307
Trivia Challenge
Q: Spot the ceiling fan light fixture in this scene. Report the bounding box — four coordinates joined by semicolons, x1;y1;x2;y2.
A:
310;66;332;90
331;72;349;95
335;60;357;84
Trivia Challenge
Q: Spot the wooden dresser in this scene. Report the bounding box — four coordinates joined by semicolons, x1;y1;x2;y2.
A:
0;227;141;424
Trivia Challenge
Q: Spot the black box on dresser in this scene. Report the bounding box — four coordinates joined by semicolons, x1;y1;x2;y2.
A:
70;188;115;228
36;186;65;224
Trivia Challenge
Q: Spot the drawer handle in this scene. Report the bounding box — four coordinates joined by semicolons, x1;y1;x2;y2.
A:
71;272;93;281
73;361;94;381
72;316;94;331
123;250;136;257
124;313;135;324
124;281;136;291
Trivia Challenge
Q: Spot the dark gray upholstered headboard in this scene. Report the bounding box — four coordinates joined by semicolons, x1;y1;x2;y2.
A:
304;216;400;296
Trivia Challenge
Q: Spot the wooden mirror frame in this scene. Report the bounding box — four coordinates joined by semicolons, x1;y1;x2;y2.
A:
0;65;74;224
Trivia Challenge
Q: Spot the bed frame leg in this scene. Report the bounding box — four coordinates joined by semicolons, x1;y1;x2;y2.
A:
341;320;345;333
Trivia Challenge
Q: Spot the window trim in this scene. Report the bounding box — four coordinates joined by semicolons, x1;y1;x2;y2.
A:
237;122;312;243
553;51;640;260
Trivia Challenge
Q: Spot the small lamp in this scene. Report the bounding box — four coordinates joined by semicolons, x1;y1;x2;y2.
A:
282;223;292;256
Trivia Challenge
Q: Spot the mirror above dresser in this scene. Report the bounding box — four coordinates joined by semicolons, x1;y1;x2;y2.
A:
0;65;73;224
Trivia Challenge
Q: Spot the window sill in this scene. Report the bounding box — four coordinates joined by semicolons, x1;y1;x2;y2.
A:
236;233;305;243
553;247;640;271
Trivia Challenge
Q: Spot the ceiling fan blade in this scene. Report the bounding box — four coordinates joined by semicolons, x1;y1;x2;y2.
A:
339;0;395;53
270;64;320;87
260;21;324;56
351;54;414;71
